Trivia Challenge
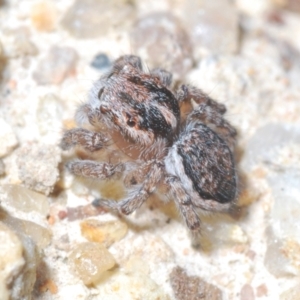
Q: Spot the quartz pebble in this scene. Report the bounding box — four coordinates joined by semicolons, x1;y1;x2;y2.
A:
264;168;300;277
170;266;223;300
240;284;255;300
182;0;239;58
61;0;135;39
69;242;116;285
0;118;18;157
241;123;300;170
1;27;38;58
0;221;39;300
33;46;78;85
0;184;49;216
80;219;128;247
0;222;24;300
280;283;300;300
95;269;170;299
199;215;248;251
30;1;57;31
0;208;51;249
0;159;5;176
15;142;61;195
131;13;193;81
36;93;64;139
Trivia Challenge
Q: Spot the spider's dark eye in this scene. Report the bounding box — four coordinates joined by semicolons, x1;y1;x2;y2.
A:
127;119;136;127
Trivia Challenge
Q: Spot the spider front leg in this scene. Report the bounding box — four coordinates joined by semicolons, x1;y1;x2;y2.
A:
61;128;110;152
177;84;227;115
93;161;164;215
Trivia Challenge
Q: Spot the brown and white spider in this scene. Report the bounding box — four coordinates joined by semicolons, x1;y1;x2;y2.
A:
61;55;237;235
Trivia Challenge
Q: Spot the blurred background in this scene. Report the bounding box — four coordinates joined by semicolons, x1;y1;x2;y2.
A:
0;1;300;299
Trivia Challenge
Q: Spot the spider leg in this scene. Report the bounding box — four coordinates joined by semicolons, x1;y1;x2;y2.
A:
187;103;237;150
94;161;163;215
67;160;124;179
176;84;227;115
165;176;201;232
61;128;110;152
150;68;173;87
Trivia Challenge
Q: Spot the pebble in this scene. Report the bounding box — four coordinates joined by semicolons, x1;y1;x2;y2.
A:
69;242;116;285
264;168;300;277
1;27;38;58
199;214;248;251
240;284;255;300
280;283;300;300
131;13;193;81
0;221;24;300
80;219;128;247
0;221;39;300
90;53;111;70
95;269;169;299
0;184;49;216
36;93;64;139
0;118;18;158
0;159;5;176
241;123;300;170
33;46;78;85
15;142;61;195
170;266;223;300
182;0;239;58
67;204;106;221
30;1;57;32
61;0;135;38
256;283;268;297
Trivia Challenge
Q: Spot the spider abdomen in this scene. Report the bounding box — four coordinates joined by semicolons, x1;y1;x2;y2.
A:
165;122;237;205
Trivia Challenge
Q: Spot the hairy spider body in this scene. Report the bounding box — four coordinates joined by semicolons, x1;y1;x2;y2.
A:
61;55;237;235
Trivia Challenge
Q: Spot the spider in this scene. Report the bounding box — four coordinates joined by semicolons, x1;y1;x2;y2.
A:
61;55;237;235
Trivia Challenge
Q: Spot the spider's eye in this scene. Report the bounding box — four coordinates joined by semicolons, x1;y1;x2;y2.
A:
127;119;136;127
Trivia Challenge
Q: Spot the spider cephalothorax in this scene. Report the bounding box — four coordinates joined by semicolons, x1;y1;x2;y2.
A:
61;55;237;237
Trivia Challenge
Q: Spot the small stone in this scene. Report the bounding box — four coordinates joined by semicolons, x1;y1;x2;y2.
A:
80;219;128;247
0;159;5;176
0;221;39;300
15;142;61;195
36;93;64;139
0;118;18;158
264;168;300;277
67;204;106;221
280;284;300;300
240;284;255;300
131;13;193;81
0;222;24;300
91;53;111;70
69;242;116;285
272;0;300;13
33;46;78;85
256;284;268;297
199;214;248;251
241;123;300;170
95;269;169;299
0;184;49;216
61;0;135;39
183;0;239;58
30;1;57;31
170;266;223;300
2;27;38;58
0;210;51;249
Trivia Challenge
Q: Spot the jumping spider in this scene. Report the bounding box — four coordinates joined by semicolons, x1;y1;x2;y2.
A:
61;55;237;235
